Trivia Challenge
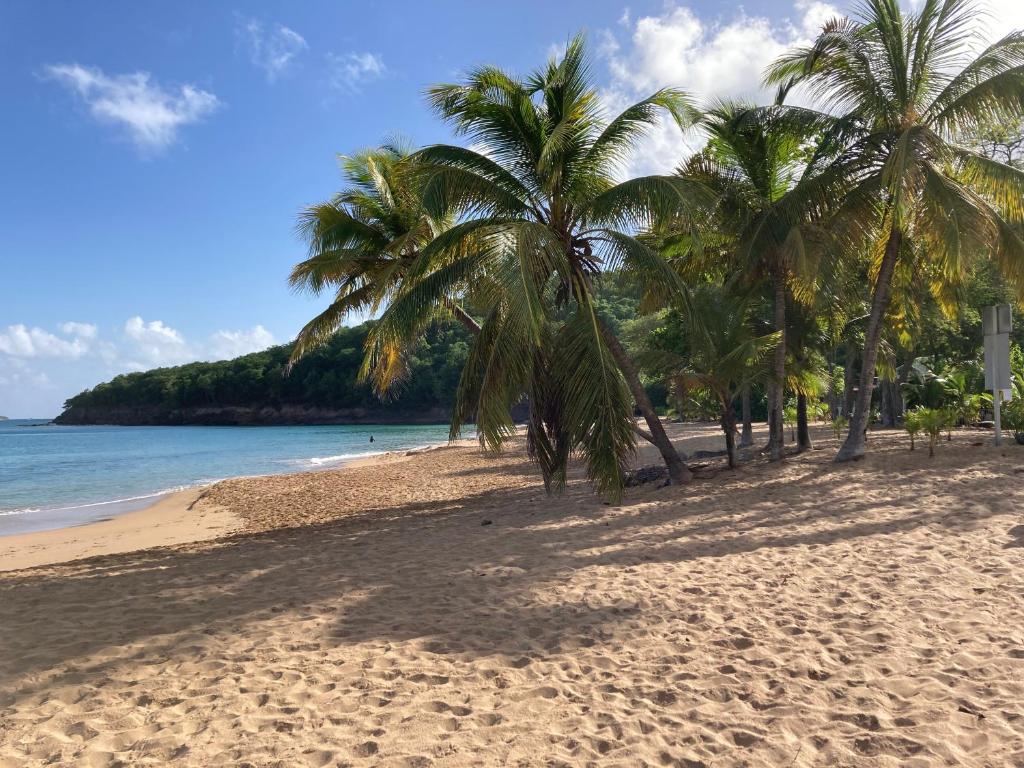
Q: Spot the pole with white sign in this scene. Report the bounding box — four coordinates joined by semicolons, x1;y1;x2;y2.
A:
983;304;1012;446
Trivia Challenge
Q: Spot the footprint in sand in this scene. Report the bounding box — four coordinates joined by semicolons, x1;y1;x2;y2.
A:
409;673;450;685
352;741;379;757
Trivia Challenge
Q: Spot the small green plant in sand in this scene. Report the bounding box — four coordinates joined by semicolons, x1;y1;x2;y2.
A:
904;409;922;451
814;401;830;423
1002;398;1024;445
784;403;798;442
831;415;848;441
916;408;948;458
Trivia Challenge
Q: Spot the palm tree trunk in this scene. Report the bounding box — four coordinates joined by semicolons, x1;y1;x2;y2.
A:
722;401;738;469
836;226;903;462
599;319;692;485
796;392;812;452
443;299;481;335
739;386;754;447
767;272;786;461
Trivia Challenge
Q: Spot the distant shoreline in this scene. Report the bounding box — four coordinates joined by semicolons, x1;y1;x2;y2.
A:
53;403;457;426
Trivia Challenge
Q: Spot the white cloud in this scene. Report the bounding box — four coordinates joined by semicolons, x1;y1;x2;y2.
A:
608;1;839;103
124;316;184;345
238;18;307;81
208;325;275;360
123;316;192;365
966;0;1024;46
905;0;1024;45
0;318;280;416
0;324;90;358
59;321;98;339
327;52;386;92
601;0;840;176
0;357;52;390
44;63;219;151
122;317;275;365
547;41;569;61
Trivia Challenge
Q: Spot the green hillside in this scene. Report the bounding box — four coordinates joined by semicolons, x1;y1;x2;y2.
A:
57;322;471;424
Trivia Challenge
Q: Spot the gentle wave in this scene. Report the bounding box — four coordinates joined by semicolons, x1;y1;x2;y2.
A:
307;451;385;466
0;481;219;518
300;442;441;467
0;508;41;517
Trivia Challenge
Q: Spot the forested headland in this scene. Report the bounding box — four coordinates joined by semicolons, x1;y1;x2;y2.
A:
55;323;473;426
55;277;653;426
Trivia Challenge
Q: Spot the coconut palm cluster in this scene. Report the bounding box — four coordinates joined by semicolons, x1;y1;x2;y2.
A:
290;0;1024;498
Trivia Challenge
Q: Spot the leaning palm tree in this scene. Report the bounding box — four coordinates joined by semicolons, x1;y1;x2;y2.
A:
364;34;709;495
677;101;847;461
766;0;1024;461
288;140;480;373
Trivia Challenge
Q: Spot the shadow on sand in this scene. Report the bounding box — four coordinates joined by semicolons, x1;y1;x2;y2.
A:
1;430;1021;707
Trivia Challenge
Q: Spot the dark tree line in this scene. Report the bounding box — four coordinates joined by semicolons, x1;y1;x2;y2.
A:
62;323;472;416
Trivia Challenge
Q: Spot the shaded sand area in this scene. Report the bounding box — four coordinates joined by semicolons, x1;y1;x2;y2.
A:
2;423;1024;766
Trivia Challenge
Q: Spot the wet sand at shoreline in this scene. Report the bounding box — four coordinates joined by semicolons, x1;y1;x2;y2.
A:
0;488;238;572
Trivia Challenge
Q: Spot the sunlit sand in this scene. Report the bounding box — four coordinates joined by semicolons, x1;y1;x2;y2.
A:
2;423;1022;766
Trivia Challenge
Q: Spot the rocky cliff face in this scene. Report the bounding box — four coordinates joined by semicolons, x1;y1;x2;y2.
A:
54;404;454;426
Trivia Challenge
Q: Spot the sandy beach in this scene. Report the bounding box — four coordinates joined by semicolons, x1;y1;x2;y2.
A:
0;488;239;573
1;422;1023;766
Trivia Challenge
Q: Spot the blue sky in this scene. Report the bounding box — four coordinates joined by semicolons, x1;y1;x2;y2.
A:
2;0;1019;416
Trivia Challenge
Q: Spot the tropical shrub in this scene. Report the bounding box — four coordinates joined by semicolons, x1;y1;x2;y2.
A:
901;362;957;410
783;403;798;442
1001;398;1024;445
904;410;922;451
942;407;957;441
814;401;830;423
831;415;848;441
916;408;948;458
769;0;1024;461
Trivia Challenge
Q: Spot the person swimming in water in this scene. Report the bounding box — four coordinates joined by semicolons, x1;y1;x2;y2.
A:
369;435;374;443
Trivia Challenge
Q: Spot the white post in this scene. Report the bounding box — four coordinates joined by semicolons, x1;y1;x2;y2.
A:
983;305;1012;447
994;389;1003;446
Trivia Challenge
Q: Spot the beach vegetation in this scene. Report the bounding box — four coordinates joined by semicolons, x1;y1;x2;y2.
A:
904;408;922;450
832;414;849;441
361;34;709;497
766;0;1024;461
914;407;949;457
61;322;472;421
633;285;780;468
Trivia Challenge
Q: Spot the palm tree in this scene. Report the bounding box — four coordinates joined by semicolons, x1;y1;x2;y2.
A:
767;0;1024;461
365;34;709;495
639;286;780;468
785;297;835;451
287;140;480;374
677;102;846;461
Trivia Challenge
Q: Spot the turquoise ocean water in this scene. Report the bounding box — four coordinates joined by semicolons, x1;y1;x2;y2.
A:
0;419;454;536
